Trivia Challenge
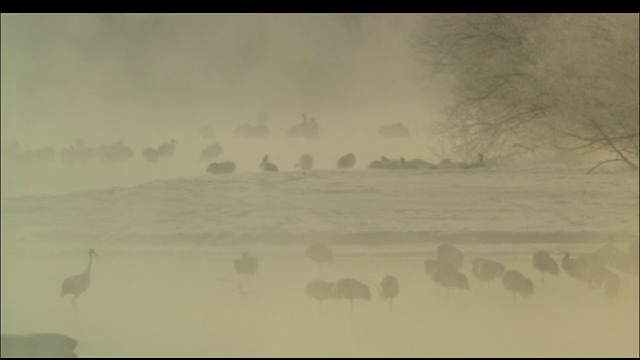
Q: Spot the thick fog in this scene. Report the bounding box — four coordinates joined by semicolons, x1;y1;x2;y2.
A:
1;14;455;196
1;14;638;358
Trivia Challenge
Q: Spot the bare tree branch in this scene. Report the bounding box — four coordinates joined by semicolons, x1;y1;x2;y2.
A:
586;158;623;174
412;14;639;169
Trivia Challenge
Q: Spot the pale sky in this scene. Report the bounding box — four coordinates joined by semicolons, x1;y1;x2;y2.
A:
1;14;448;149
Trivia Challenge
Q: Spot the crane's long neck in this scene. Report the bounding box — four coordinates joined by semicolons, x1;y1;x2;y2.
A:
85;253;93;275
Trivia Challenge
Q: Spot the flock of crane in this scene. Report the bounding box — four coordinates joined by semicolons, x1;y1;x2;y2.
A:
5;136;489;173
59;238;639;317
5;113;490;172
296;239;638;314
10;237;633;356
206;153;354;174
207;152;486;174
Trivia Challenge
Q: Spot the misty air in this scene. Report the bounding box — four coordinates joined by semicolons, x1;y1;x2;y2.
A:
1;13;638;358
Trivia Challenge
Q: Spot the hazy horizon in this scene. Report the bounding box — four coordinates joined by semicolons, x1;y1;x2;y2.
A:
1;13;638;358
1;14;449;149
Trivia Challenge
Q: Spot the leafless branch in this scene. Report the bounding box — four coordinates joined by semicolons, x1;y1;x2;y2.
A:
586;158;623;174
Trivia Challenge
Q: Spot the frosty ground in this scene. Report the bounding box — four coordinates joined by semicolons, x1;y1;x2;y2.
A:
1;164;638;357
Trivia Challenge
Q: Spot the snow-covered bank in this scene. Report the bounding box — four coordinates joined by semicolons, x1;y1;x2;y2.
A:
1;163;638;357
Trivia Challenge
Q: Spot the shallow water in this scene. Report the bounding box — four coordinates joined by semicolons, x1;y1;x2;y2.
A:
1;165;638;357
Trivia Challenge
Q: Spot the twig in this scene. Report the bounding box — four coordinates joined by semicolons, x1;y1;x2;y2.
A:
586;158;622;174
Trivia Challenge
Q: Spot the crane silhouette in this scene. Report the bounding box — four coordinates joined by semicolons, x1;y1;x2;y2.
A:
502;270;534;301
436;243;464;270
378;275;399;312
306;243;334;275
532;250;559;284
234;251;258;292
336;278;371;314
471;258;505;290
61;249;98;310
432;262;470;300
260;155;278;172
305;279;337;313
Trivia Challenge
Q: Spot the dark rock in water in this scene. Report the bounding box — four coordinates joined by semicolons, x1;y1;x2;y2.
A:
1;333;78;358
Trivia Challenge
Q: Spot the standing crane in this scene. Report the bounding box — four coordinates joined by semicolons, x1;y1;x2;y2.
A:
305;279;337;313
378;275;399;312
306;243;334;275
234;251;258;292
532;250;559;284
336;278;371;314
471;258;506;289
61;249;99;310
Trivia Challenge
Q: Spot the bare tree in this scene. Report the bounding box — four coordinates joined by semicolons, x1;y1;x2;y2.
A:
412;14;639;171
